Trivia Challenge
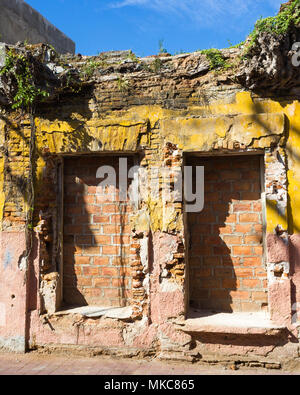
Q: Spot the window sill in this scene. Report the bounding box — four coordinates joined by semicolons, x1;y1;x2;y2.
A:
177;309;286;336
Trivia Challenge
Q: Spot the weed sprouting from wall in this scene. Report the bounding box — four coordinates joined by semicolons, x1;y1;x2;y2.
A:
0;50;49;111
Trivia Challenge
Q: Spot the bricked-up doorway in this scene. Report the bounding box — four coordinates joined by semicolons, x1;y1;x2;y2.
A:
63;155;134;308
186;154;268;314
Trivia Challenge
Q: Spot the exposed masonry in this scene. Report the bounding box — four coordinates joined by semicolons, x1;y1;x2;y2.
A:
188;155;267;313
0;22;300;365
63;156;133;308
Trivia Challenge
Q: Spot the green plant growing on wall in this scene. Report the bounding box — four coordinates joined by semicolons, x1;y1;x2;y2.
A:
80;57;108;80
0;49;49;267
150;58;163;73
244;0;300;55
227;41;245;49
0;50;49;110
159;39;168;54
200;49;231;70
117;76;129;92
127;50;139;63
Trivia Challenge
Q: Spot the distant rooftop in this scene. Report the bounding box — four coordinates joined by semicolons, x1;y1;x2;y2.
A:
0;0;75;54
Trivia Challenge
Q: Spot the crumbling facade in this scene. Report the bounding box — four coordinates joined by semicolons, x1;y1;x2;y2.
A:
0;2;300;369
0;0;75;54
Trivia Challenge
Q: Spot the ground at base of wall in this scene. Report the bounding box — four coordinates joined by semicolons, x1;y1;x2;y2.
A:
5;344;299;374
0;351;300;375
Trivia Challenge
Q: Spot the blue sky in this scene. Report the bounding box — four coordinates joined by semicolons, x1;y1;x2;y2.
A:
25;0;283;56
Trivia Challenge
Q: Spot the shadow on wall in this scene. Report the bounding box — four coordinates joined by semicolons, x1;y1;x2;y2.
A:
187;155;265;314
63;155;134;308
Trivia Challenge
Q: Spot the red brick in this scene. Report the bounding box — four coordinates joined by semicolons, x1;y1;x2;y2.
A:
83;205;101;214
234;268;254;278
244;257;262;267
253;246;263;255
239;213;259;223
218;225;233;234
113;235;130;244
111;213;129;223
119;267;132;276
213;246;230;255
235;224;252;233
241;170;260;179
252;291;268;302
255;268;267;277
83;266;100;276
102;204;118;214
187;155;266;313
64;224;82;234
204;192;220;202
232;246;252;256
253;201;262;212
102;225;121;234
232;203;252;212
94;277;111;287
94;257;110;266
76;236;93;245
223;235;242;245
212;182;231;192
222;256;241;267
74;256;91;265
101;267;119;276
200;278;221;289
222;192;240;202
198;213;217;224
241;192;261;200
203;235;222;245
211;289;229;299
224;214;237;224
243;279;261;288
83;246;100;255
214;268;234;278
78;195;95;204
229;290;250;300
244;235;262;245
102;245;120;255
254;224;263;233
194;268;212;278
220;170;241;180
241;302;261;312
202;256;221;266
87;186;97;194
222;278;238;289
93;215;111;224
212;204;229;213
66;206;82;215
76;277;92;286
64;266;82;276
206;171;219;181
233;181;251;192
104;288;121;298
93;235;111;245
112;278;130;287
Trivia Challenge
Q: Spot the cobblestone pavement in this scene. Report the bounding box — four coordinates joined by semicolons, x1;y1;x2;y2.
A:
0;352;298;375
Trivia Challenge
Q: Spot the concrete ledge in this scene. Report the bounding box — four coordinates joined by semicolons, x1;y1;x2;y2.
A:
54;305;133;320
178;310;286;336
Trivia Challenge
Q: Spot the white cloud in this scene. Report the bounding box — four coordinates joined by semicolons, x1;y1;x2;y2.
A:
110;0;283;22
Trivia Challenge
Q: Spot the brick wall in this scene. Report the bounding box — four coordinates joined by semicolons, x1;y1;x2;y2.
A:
187;155;268;313
63;156;133;307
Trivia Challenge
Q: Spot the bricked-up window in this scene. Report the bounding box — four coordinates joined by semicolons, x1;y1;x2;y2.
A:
63;156;133;308
187;155;268;313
